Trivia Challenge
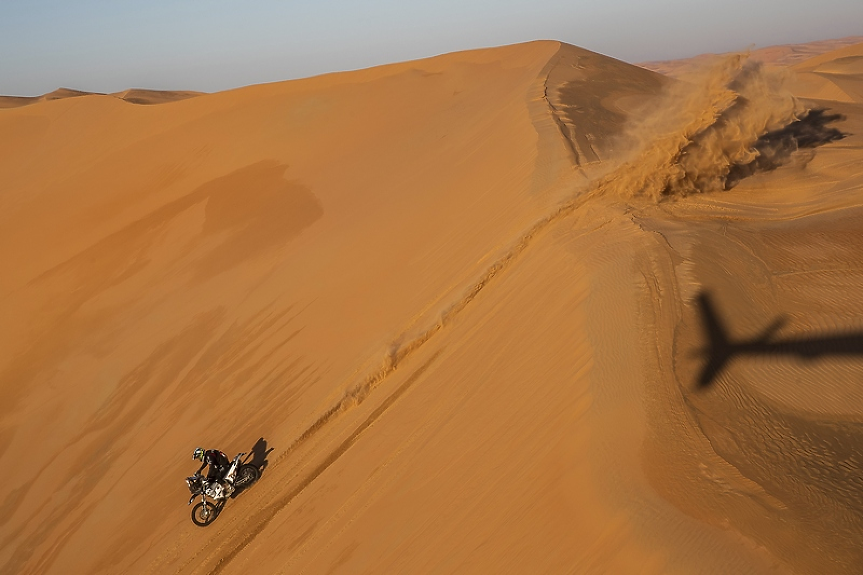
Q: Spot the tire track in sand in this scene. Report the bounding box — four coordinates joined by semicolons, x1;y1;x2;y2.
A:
205;350;442;575
195;187;604;575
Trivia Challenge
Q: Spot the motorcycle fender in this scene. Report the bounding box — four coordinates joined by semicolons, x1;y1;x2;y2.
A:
188;495;198;505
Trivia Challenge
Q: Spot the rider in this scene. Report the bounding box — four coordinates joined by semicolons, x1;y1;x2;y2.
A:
193;447;230;491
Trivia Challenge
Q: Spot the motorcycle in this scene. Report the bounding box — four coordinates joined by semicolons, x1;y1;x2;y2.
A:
185;452;260;526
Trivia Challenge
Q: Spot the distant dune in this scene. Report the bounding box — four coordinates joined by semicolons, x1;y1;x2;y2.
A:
2;36;863;575
111;88;204;105
788;42;863;103
0;88;92;108
639;35;863;77
0;87;202;108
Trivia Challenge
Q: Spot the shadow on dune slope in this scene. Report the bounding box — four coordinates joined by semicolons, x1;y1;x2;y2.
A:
547;45;666;164
693;290;863;388
726;109;848;188
675;289;863;572
245;437;274;473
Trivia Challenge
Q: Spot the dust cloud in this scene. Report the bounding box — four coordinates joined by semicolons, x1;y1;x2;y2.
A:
596;54;817;199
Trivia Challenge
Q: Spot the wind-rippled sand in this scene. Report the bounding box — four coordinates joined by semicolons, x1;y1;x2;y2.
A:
1;39;862;574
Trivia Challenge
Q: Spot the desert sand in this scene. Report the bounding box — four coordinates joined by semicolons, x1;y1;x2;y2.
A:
0;88;201;109
1;37;862;575
639;35;863;78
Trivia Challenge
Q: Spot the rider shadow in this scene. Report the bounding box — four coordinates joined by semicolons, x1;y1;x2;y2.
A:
245;437;274;472
231;437;273;499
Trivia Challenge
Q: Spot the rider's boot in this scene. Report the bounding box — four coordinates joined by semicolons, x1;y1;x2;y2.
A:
222;479;235;497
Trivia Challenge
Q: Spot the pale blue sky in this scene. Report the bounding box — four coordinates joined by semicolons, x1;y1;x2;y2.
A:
1;0;861;96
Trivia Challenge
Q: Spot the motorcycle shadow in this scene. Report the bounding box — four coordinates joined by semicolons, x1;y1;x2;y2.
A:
230;437;272;499
245;437;273;474
229;479;256;499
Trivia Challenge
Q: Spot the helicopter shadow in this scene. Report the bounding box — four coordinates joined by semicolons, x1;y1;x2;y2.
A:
694;291;863;389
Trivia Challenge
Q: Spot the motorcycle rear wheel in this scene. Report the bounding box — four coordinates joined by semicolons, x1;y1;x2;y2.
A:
235;464;260;488
191;502;218;527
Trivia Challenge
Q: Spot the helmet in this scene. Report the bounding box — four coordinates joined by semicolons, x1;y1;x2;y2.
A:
193;447;205;461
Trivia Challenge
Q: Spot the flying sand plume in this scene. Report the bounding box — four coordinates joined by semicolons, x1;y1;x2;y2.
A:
597;53;843;199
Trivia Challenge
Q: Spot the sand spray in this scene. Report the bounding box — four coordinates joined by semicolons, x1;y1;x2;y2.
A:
597;53;802;199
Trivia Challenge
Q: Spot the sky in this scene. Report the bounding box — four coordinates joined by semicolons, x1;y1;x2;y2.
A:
1;0;862;96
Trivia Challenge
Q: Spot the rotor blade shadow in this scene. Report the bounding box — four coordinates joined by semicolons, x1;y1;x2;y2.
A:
694;290;863;389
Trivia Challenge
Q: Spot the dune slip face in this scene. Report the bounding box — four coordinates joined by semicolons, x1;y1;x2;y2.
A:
2;38;862;575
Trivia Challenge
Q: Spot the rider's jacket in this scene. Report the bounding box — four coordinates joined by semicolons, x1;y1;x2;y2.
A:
197;449;229;480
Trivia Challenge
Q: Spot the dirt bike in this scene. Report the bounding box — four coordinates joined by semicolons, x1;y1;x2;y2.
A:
185;452;260;526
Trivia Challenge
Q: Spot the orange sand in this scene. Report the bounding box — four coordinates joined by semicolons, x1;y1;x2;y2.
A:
0;88;201;109
2;38;862;574
639;35;863;78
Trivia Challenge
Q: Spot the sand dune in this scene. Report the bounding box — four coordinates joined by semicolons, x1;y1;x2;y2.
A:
639;35;863;78
788;43;863;103
0;87;202;109
2;37;862;575
110;89;204;105
0;88;92;108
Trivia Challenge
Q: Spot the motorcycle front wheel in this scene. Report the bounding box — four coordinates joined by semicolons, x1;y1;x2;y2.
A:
191;502;218;527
